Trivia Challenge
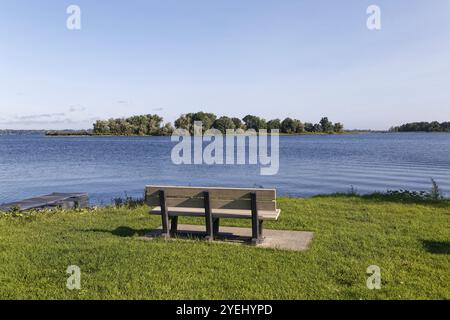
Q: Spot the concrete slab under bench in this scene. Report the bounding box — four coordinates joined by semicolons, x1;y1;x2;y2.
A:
144;224;314;251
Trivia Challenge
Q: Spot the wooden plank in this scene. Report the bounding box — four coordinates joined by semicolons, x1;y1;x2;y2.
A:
146;196;202;207
145;186;276;201
145;186;277;211
146;196;276;211
149;207;281;221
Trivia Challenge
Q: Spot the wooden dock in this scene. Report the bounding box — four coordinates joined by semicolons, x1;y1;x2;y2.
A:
0;193;89;212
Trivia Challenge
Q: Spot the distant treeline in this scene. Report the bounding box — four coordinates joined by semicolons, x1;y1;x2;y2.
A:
46;130;93;136
85;112;344;136
390;121;450;132
0;130;46;136
92;114;172;136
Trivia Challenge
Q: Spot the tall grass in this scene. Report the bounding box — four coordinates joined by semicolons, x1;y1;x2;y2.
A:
112;194;145;209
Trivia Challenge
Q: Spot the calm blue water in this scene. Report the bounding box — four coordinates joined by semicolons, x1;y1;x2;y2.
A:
1;133;449;204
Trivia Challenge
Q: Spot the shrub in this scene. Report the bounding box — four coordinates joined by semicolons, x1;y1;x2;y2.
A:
112;194;145;208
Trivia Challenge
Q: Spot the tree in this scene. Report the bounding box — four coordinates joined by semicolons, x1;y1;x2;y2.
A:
213;116;236;134
146;114;163;135
281;118;297;134
267;119;281;131
174;112;217;134
110;118;133;135
428;121;441;132
389;126;399;132
174;114;192;132
304;122;314;133
441;122;450;132
159;122;174;136
294;120;305;133
93;120;110;135
104;114;164;136
191;112;217;132
242;115;267;131
127;115;149;135
313;123;322;132
334;122;344;133
320;117;333;133
231;117;243;130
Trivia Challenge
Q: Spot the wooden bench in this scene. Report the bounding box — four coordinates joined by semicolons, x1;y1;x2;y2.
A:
145;186;281;244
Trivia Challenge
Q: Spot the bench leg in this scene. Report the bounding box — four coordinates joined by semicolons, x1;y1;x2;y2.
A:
161;213;170;238
204;191;214;241
259;220;264;238
170;216;178;235
213;218;220;235
159;190;170;238
251;193;263;244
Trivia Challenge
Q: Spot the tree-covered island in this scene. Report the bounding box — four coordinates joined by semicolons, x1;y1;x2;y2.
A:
390;121;450;132
46;112;344;136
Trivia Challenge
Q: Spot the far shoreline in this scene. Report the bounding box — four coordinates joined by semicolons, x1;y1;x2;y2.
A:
42;131;450;137
43;131;377;137
3;130;450;137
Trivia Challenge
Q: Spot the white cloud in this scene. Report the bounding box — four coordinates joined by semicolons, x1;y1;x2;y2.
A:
69;105;86;112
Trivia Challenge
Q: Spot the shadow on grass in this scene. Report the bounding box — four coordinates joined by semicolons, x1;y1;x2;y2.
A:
312;193;450;208
84;226;152;237
86;225;260;244
422;240;450;255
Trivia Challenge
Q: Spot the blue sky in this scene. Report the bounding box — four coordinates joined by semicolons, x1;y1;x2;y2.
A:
1;0;449;130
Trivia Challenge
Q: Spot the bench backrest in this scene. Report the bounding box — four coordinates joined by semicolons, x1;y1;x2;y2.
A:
145;186;277;211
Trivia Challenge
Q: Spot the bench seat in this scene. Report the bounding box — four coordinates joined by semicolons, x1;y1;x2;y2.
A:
150;206;281;220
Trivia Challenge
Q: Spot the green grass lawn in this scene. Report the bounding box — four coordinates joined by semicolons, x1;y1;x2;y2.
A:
0;195;448;300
